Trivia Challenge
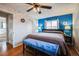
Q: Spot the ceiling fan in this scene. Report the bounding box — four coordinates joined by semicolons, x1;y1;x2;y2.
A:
26;3;52;14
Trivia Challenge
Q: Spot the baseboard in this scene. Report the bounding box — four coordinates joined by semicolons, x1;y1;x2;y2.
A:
13;42;23;48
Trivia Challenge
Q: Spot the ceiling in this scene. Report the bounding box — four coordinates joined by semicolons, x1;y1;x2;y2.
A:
0;3;54;13
0;3;78;19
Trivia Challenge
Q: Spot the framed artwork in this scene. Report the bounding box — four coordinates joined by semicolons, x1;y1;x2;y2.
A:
21;18;25;23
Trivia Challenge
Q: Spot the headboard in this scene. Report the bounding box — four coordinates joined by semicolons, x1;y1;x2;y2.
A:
42;29;64;34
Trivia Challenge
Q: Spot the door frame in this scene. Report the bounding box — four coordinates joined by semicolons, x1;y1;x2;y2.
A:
0;11;13;47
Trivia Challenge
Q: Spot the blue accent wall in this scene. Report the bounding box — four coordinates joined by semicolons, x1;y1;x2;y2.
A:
38;14;72;37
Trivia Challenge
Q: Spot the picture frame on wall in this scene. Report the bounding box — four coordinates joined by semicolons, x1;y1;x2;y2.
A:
21;18;25;23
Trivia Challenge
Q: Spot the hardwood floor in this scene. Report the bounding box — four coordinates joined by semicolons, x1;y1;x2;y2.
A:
0;43;23;56
67;45;79;56
0;43;79;56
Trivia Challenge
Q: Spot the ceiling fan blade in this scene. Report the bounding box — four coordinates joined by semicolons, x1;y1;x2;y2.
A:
26;7;33;12
40;5;52;9
26;3;33;5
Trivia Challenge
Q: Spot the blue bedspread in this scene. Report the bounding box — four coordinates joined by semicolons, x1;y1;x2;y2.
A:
23;38;59;56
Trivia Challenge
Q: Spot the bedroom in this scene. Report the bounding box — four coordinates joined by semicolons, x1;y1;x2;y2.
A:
0;3;79;56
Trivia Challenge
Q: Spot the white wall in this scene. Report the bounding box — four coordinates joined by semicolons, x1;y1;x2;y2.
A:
0;4;32;47
73;6;79;52
13;13;32;47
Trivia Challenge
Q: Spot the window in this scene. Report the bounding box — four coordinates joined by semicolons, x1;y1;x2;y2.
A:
0;16;6;34
45;21;52;29
51;20;58;29
0;17;6;29
3;22;6;29
45;20;59;29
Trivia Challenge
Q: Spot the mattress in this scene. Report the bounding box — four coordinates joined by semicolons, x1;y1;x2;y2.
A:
23;38;59;56
31;33;65;42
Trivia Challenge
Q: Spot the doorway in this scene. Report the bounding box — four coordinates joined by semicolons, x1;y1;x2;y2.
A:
0;11;13;52
0;15;7;52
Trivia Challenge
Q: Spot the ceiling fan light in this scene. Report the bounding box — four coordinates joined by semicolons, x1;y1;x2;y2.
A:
26;3;52;14
38;11;41;14
37;7;40;11
33;8;37;12
33;7;41;14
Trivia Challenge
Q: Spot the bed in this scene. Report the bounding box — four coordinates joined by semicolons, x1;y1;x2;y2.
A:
23;32;68;56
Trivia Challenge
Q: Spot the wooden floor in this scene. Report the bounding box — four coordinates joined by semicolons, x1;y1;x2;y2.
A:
0;43;79;56
67;45;79;56
0;43;23;56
